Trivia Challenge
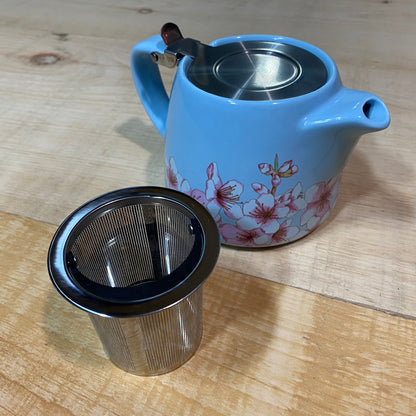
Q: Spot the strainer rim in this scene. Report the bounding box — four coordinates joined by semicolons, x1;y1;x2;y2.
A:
47;186;220;317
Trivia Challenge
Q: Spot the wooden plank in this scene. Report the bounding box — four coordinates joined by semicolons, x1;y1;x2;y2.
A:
0;212;415;415
0;0;415;317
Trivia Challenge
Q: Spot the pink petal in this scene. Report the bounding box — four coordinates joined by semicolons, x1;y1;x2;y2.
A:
167;172;183;190
305;182;325;203
293;198;307;211
223;180;244;198
300;207;314;226
278;160;292;173
205;179;216;200
191;189;208;205
262;219;280;234
311;199;330;218
254;233;272;246
257;193;275;209
271;174;281;187
168;157;178;174
276;191;290;205
219;223;260;246
220;225;266;247
206;162;221;186
271;223;300;244
180;179;191;194
252;183;269;195
280;219;292;227
276;206;290;218
224;203;243;220
306;215;321;230
206;200;221;219
292;182;302;198
219;223;239;242
242;199;258;216
237;215;260;231
206;162;214;179
285;226;300;239
259;163;273;175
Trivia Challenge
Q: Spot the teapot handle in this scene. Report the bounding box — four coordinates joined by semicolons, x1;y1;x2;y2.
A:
131;35;169;138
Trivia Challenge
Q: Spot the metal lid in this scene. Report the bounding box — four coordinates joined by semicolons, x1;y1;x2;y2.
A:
187;41;327;100
152;23;328;101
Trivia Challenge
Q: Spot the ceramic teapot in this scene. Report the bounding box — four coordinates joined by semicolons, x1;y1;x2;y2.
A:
131;24;390;247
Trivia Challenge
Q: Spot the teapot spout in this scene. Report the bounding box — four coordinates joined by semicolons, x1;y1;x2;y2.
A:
303;87;390;137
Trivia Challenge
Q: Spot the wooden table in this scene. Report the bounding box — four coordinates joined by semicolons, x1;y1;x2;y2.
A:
1;0;415;414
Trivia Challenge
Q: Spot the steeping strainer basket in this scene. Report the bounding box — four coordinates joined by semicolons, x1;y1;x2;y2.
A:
48;187;220;376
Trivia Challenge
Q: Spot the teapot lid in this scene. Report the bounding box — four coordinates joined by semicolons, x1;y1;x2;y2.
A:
152;23;328;101
187;40;328;101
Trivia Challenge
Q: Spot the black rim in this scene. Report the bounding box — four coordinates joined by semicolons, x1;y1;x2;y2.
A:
47;187;220;317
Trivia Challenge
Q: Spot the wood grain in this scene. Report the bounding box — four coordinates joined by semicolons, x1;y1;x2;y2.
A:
1;212;416;415
0;1;415;318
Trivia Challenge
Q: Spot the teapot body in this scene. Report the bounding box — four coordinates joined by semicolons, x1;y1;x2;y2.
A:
132;33;390;247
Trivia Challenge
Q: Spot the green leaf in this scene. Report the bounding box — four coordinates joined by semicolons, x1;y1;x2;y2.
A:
274;154;279;172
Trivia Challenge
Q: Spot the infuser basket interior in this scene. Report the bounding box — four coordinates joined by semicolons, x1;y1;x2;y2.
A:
68;201;200;289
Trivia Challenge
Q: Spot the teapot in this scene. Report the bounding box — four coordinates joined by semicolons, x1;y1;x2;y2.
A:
131;23;390;247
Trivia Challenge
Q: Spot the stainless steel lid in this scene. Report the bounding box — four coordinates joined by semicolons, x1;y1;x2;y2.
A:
187;41;327;100
152;23;328;101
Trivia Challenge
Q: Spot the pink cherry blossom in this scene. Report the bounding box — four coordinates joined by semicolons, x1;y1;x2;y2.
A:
258;163;274;175
258;155;299;194
258;162;281;188
270;220;300;244
205;162;243;212
275;182;307;217
300;177;340;230
278;160;298;177
219;223;271;247
165;155;340;247
237;193;289;233
271;173;282;188
252;182;270;195
165;157;191;193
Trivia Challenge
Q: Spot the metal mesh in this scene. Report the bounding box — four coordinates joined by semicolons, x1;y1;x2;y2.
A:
69;202;197;288
89;287;203;376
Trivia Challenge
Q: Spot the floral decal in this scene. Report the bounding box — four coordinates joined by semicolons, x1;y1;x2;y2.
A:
165;154;340;247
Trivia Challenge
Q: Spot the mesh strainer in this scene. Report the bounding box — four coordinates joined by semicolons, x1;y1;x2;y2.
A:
48;187;220;375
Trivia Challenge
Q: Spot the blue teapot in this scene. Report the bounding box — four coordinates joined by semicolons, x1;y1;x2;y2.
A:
131;24;390;247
